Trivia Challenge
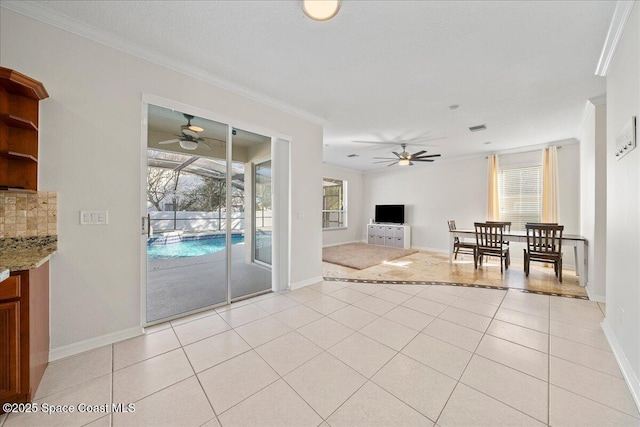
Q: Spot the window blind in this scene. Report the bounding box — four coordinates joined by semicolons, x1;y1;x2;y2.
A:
498;165;542;231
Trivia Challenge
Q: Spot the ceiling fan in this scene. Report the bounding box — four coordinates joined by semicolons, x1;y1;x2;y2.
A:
373;143;441;167
158;114;216;151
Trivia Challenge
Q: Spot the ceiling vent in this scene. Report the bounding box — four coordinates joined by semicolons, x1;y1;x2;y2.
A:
347;154;359;158
469;124;487;132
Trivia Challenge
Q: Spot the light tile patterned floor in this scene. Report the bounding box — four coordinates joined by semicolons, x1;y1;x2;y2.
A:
2;281;639;427
323;249;588;297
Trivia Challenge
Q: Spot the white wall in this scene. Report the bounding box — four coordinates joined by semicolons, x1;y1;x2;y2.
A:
322;163;364;246
604;3;640;403
363;157;487;251
579;100;607;300
1;10;323;351
362;146;581;265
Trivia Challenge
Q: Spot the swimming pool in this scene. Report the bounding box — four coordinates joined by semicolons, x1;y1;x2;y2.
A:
147;235;244;259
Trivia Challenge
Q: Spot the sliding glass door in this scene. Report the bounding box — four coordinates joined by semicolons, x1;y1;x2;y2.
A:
144;105;274;324
229;129;272;299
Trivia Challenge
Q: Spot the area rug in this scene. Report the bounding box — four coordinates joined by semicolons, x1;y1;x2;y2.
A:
322;243;418;270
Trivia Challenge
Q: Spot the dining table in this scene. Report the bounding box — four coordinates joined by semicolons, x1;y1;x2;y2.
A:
449;229;588;287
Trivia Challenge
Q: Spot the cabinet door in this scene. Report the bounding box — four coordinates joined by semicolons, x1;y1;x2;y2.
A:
375;235;385;245
0;300;20;402
393;227;405;237
375;226;385;236
385;236;395;246
367;234;375;245
394;238;405;248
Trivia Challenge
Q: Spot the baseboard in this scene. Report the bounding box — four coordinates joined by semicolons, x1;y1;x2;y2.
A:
601;319;640;412
291;275;324;290
49;326;143;362
585;285;606;302
322;240;363;248
411;246;449;253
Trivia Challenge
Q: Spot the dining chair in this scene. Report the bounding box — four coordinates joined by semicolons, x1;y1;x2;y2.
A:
447;220;478;268
474;222;510;273
486;220;512;266
524;223;564;282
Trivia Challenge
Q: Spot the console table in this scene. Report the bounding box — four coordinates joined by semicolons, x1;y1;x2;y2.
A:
367;224;411;249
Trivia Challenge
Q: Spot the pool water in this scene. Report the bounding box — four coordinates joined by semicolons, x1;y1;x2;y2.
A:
147;235;244;259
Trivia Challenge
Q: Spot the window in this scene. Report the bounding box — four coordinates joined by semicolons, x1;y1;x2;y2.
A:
322;178;347;229
498;165;542;230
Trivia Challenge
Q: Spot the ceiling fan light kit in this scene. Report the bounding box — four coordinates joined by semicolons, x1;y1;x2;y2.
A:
303;0;341;21
179;139;199;150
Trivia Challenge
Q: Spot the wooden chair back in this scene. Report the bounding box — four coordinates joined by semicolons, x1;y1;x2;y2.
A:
486;221;511;232
474;222;505;249
525;224;564;258
447;220;460;244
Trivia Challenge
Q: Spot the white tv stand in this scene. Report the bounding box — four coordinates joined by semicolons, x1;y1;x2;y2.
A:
367;223;411;249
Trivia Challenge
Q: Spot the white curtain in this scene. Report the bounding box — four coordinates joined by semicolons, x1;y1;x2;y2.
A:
542;146;558;222
487;155;500;220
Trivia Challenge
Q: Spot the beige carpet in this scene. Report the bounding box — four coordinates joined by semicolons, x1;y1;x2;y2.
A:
322;243;419;270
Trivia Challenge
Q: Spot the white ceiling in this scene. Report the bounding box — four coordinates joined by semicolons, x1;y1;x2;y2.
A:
11;1;615;171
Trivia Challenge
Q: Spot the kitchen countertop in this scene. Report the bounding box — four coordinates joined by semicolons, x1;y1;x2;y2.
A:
0;235;58;273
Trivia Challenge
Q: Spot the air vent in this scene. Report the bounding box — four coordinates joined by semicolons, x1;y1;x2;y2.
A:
469;124;487;132
347;154;359;158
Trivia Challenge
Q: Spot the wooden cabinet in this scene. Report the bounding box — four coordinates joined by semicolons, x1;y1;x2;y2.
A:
367;224;411;249
0;67;49;192
0;263;49;408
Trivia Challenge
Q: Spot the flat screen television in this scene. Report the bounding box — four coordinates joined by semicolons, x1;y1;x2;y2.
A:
375;204;405;224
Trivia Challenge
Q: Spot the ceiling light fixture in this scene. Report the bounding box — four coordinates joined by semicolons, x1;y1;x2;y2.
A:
179;140;199;150
303;0;341;21
398;159;410;166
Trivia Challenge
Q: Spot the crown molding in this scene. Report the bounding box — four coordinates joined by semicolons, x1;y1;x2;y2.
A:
0;1;327;126
595;1;636;76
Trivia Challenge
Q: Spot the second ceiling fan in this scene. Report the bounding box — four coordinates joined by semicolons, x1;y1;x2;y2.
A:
158;114;219;151
373;143;441;166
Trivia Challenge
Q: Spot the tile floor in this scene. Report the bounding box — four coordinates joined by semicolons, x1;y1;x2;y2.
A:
1;281;638;427
323;249;588;297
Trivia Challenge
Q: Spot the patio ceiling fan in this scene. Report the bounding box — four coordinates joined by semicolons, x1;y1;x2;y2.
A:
157;114;217;151
373;143;441;167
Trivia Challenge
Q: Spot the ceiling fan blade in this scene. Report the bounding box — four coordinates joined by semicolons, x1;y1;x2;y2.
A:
373;160;396;164
158;139;180;145
410;150;427;157
199;142;212;151
372;157;398;160
412;159;435;162
386;161;399;167
413;154;442;159
392;151;402;158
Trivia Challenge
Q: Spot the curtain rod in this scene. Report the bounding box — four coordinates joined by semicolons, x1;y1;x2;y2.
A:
485;145;562;159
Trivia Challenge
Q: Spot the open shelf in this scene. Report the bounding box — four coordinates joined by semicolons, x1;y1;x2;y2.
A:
0;68;48;192
0;114;38;131
0;68;49;100
0;151;38;162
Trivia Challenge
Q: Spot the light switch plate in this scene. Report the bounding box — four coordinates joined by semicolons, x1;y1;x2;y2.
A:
615;116;636;161
80;210;108;225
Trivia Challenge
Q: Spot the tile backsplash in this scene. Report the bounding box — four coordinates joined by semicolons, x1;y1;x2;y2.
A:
0;191;57;238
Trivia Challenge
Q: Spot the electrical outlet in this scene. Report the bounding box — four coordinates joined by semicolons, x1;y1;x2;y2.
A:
80;210;109;225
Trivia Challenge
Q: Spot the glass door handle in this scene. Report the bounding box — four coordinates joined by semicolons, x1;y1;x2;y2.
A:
141;216;150;236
